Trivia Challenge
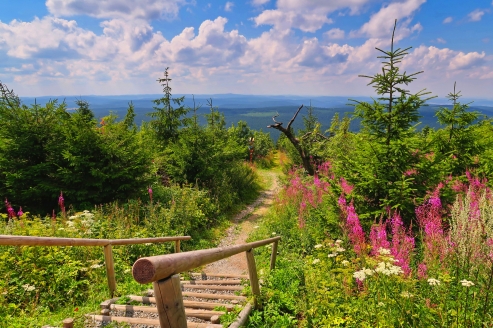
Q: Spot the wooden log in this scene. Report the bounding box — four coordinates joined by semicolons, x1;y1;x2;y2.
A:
182;284;243;291
104;245;117;298
190;272;249;279
246;249;260;309
87;315;222;328
0;235;191;247
182;279;242;285
100;297;120;309
62;318;74;328
127;295;234;311
210;315;220;324
133;237;281;284
175;240;181;253
270;240;278;270
153;274;187;328
182;292;246;301
109;304;225;320
229;302;253;328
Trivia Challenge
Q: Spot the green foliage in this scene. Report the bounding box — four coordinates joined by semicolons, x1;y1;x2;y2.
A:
0;85;152;213
148;67;189;145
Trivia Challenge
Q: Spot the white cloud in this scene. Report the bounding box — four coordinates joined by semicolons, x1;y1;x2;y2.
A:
449;51;486;70
325;28;345;39
355;0;426;39
225;2;234;11
46;0;186;20
253;10;333;32
443;16;453;23
251;0;270;5
436;38;446;44
468;9;485;22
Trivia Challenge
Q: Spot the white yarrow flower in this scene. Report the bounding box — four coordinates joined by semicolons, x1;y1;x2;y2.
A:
22;284;35;292
90;264;103;269
427;278;441;286
460;279;475;287
335;239;343;244
312;259;320;264
341;260;350;266
328;253;337;258
353;270;367;281
378;248;391;255
314;244;323;249
335;247;346;252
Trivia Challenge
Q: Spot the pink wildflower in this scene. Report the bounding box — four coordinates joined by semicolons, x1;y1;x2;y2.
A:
417;263;428;279
148;187;153;203
369;222;390;255
4;198;16;219
345;201;366;256
17;206;23;217
340;178;354;195
390;212;414;276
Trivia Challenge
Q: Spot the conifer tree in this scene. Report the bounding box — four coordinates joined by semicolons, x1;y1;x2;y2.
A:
149;67;189;144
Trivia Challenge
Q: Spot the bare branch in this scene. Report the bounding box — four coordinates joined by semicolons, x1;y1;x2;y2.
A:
287;105;304;130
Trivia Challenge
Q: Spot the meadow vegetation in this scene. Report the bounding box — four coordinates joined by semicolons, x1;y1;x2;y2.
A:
2;19;493;327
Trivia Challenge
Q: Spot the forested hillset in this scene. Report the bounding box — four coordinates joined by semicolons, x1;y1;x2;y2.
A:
1;1;493;327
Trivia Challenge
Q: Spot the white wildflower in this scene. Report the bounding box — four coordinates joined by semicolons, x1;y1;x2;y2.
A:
353;269;367;281
427;278;441;286
314;244;323;249
68;215;77;220
400;291;413;298
90;264;103;269
328;253;337;258
460;279;475;287
378;248;391;255
335;239;343;244
66;221;75;228
22;284;35;292
335;247;346;252
341;260;350;266
312;259;320;264
363;268;375;276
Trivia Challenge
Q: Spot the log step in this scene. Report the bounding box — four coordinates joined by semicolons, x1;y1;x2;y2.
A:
183;291;247;301
109;304;225;320
127;295;235;311
183;284;244;291
190;272;249;279
87;315;223;328
183;279;243;285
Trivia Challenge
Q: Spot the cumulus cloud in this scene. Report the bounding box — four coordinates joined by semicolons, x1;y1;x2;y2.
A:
325;28;345;39
468;9;485;22
435;38;446;44
253;10;333;32
225;2;234;11
443;16;453;23
46;0;186;20
354;0;425;39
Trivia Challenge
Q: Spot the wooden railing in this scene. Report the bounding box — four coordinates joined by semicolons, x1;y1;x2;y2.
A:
132;236;281;328
0;234;191;297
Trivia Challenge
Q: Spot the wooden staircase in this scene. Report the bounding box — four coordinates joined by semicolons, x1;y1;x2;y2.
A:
86;272;252;327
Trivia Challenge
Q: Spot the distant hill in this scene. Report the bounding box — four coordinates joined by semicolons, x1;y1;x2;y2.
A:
19;94;493;140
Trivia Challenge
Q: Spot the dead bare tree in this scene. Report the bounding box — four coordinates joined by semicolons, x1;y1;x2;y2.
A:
268;105;330;175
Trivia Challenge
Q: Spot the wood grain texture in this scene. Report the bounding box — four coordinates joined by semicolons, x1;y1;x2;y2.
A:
153;274;187;328
246;249;260;309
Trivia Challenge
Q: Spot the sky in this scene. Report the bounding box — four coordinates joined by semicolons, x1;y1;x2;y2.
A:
0;0;492;99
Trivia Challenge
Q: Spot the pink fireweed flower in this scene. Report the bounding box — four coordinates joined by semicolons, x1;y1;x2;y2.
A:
345;201;366;256
340;178;354;195
5;198;16;219
58;191;66;218
370;222;390;255
390;212;414;276
17;206;23;217
404;169;417;176
148;187;153;203
417;262;428;279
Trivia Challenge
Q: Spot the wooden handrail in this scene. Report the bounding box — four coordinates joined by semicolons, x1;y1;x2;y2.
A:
0;235;191;246
0;234;191;297
132;236;281;284
132;236;280;327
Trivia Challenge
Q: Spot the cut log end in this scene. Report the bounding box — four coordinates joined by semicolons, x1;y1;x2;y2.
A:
132;258;155;284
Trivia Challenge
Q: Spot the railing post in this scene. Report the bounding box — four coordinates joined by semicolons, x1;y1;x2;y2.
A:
153;274;187;328
62;318;74;328
245;249;261;309
270;240;278;270
174;240;180;253
103;244;117;298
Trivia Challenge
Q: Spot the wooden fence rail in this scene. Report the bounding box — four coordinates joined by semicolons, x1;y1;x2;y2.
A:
0;234;191;297
132;236;281;328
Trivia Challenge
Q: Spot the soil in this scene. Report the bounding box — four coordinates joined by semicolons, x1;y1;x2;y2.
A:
203;170;279;276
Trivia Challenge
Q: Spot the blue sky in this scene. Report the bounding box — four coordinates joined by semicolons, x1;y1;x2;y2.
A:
0;0;492;99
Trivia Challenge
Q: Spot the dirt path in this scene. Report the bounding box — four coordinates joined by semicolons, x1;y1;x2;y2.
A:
203;170;279;275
